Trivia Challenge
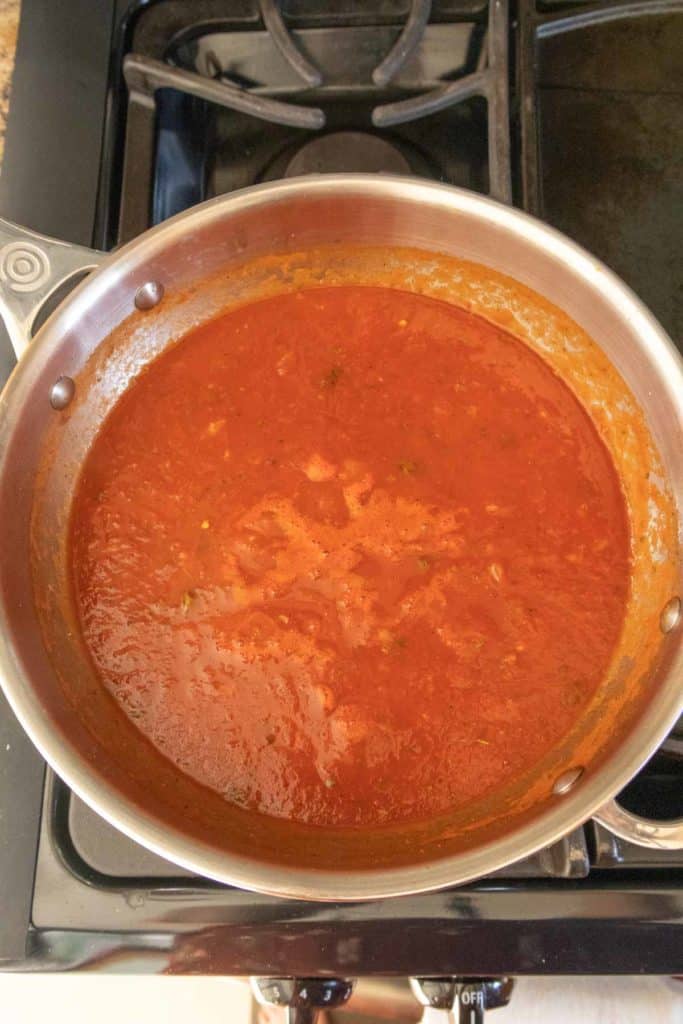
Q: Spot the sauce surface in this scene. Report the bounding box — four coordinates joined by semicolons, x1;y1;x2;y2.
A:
71;286;630;827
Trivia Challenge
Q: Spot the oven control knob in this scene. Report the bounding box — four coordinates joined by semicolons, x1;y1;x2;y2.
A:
251;976;354;1023
411;976;514;1022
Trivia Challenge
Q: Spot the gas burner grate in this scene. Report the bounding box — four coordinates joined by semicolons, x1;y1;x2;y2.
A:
117;1;510;242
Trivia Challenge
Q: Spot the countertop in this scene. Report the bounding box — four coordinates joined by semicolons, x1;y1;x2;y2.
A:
0;0;19;165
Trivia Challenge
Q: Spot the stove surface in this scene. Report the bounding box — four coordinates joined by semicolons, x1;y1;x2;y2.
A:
0;0;681;977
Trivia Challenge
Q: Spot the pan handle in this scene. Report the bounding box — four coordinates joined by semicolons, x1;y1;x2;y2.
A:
0;217;104;360
593;800;683;850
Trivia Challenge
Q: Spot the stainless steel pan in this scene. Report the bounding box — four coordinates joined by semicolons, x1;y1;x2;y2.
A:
0;176;681;900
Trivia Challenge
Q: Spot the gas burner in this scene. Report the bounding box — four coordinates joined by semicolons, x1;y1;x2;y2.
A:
283;132;412;177
258;130;438;185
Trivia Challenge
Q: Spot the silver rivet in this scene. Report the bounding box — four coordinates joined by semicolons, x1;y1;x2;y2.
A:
49;376;75;410
660;597;681;634
134;280;164;310
553;766;584;796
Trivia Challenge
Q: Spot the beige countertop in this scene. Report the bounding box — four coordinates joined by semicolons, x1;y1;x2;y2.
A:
0;0;20;165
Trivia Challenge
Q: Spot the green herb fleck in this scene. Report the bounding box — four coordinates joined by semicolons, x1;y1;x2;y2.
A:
320;365;343;390
417;556;430;571
398;458;418;475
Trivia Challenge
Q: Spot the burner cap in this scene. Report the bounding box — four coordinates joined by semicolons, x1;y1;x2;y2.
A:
284;132;412;177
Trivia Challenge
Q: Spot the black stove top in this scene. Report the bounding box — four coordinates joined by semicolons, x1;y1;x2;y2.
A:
0;0;681;981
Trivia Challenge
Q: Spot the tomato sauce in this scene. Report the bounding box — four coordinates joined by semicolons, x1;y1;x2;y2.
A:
70;286;630;828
